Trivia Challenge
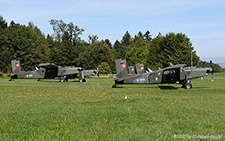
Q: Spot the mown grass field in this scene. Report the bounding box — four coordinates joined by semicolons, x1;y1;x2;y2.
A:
0;74;225;140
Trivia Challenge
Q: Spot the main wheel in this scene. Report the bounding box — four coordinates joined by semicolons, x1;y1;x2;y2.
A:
79;78;86;82
185;83;192;89
60;78;65;82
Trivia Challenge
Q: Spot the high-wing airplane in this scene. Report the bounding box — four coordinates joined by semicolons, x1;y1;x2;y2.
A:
8;60;98;82
113;59;213;89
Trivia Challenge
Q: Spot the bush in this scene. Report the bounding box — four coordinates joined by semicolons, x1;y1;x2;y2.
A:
98;62;112;74
0;71;4;77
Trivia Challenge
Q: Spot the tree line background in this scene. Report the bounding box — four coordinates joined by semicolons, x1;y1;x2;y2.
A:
0;16;222;74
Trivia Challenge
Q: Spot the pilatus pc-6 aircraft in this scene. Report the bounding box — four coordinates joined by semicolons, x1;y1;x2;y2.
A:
8;60;98;82
113;59;213;89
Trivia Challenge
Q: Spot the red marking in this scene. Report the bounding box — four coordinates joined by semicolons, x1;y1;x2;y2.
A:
16;63;20;67
131;68;134;71
121;63;126;68
140;66;144;70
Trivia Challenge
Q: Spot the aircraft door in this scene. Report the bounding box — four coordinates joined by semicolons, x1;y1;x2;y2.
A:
162;68;180;83
44;68;58;79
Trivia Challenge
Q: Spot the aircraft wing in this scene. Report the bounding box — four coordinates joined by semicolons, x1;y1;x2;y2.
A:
38;63;58;69
84;70;98;77
57;67;83;76
165;64;186;70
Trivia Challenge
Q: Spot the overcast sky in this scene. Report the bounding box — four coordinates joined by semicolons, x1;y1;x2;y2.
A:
1;0;225;63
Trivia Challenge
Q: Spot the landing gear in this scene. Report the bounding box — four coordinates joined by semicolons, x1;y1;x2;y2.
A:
184;83;192;89
79;71;86;82
59;77;68;82
181;80;192;89
112;81;118;88
79;78;86;82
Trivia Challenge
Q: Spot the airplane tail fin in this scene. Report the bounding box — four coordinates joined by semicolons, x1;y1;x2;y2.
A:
11;60;21;73
115;59;128;78
128;66;135;74
136;63;145;74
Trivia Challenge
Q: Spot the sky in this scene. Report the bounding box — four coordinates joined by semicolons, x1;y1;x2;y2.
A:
1;0;225;66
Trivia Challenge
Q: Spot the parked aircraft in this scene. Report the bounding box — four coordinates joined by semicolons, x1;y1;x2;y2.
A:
113;59;213;89
8;60;98;82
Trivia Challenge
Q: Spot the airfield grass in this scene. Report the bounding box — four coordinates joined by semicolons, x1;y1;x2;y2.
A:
0;74;224;140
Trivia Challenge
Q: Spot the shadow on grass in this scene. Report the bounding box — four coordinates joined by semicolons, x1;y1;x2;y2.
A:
112;85;181;90
158;85;178;90
38;79;81;83
112;84;159;89
191;87;211;89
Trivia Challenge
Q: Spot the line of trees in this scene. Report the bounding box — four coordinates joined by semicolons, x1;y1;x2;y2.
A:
0;16;222;74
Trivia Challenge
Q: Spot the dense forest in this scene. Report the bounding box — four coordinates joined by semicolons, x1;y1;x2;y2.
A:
0;16;222;74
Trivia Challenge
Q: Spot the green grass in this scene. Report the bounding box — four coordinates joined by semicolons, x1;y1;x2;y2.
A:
0;74;225;140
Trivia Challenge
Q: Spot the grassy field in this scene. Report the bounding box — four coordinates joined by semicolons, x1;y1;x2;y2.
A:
0;74;224;140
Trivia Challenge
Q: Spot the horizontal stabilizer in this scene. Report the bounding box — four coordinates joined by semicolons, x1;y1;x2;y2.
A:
148;68;153;72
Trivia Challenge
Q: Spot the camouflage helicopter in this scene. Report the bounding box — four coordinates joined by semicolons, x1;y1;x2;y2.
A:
112;59;213;89
8;60;98;82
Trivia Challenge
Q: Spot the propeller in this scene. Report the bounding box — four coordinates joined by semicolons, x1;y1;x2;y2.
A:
210;60;214;82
